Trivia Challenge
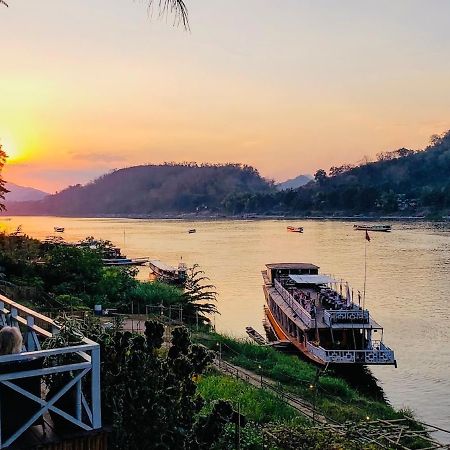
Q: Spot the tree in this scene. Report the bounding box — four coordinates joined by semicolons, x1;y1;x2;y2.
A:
0;144;8;210
314;169;328;185
182;264;218;325
1;1;189;28
46;316;231;450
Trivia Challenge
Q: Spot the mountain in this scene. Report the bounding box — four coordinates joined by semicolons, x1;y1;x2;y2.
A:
222;131;450;216
3;163;271;216
4;182;49;202
277;174;313;190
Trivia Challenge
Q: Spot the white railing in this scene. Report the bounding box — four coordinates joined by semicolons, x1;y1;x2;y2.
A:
306;340;395;365
273;279;315;328
0;295;102;448
323;309;370;326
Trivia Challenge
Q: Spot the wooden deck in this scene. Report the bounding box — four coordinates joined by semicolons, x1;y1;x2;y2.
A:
9;418;108;450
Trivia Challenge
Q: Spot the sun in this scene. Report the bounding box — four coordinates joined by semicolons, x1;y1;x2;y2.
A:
0;137;21;162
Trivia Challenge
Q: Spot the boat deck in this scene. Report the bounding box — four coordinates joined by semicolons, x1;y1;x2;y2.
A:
265;277;382;330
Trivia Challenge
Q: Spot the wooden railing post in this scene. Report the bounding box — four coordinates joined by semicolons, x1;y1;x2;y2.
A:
91;345;102;429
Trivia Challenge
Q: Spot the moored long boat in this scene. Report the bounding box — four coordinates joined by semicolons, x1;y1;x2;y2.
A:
287;226;303;233
262;263;396;366
103;257;149;266
353;224;391;232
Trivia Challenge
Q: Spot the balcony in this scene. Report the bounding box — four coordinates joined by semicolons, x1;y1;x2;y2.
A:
273;279;315;328
0;295;102;448
306;340;395;365
323;308;370;326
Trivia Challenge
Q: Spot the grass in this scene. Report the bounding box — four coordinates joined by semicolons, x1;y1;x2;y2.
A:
197;373;304;425
194;332;404;423
130;281;184;306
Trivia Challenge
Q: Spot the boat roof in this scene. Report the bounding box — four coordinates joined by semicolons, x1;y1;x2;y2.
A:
266;263;319;270
149;259;177;272
289;274;337;285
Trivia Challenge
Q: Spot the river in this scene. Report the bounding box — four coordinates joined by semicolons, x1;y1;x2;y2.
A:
2;216;449;436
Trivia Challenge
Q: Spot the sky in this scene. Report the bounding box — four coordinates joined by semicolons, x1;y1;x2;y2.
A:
2;0;450;192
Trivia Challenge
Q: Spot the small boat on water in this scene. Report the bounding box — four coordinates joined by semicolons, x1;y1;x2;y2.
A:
287;226;303;233
149;259;188;285
245;326;267;345
353;224;391;232
262;263;396;366
188;229;196;234
54;227;65;233
42;235;66;245
103;257;149;267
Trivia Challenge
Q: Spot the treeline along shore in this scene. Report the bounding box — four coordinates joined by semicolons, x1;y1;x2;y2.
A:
3;130;450;219
0;231;444;449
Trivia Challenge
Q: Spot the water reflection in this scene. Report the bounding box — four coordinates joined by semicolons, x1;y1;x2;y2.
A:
1;217;449;436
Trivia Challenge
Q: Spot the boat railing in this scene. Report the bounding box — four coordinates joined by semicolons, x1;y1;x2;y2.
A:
306;340;395;365
273;279;315;328
323;308;370;326
0;294;102;448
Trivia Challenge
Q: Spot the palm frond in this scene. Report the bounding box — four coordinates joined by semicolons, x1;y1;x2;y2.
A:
147;0;189;30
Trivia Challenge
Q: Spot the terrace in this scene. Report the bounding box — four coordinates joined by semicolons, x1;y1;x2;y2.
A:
0;295;102;449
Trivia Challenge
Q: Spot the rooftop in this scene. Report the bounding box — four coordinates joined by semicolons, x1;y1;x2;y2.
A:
266;263;319;270
289;274;337;285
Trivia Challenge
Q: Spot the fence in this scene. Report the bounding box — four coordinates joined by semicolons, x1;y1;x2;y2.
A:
0;294;102;449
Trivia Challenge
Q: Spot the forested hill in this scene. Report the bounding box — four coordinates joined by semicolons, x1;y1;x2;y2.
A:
223;131;450;216
4;163;271;216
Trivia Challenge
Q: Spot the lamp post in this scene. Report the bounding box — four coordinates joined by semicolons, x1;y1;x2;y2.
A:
258;364;262;387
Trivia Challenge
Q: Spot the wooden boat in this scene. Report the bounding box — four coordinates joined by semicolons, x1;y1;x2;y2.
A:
148;259;188;285
42;235;66;245
102;257;149;266
188;229;196;234
245;327;267;345
262;263;396;366
287;226;303;233
353;224;391;232
54;226;65;233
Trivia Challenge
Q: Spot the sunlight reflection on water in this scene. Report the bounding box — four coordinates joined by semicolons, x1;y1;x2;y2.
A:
2;216;449;438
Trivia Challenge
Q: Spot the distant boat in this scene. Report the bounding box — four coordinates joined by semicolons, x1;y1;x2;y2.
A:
102;257;149;267
353;224;391;232
54;227;65;233
188;229;196;234
149;259;188;285
287;226;303;233
42;235;66;245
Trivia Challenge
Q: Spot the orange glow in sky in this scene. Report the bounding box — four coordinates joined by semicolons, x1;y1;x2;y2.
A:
2;1;450;192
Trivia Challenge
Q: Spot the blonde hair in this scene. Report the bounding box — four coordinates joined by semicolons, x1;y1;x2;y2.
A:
0;326;23;355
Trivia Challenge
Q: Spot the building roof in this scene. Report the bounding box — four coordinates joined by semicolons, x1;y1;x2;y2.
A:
289;274;336;285
266;263;319;270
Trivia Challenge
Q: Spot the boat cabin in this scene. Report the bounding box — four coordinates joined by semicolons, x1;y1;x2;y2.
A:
265;263;319;285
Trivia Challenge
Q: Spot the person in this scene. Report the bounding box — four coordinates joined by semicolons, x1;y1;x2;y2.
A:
0;326;23;355
0;326;43;439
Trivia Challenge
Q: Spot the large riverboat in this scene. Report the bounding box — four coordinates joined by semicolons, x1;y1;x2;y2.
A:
262;263;396;366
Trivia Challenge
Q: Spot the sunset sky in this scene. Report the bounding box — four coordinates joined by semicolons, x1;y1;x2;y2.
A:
2;0;450;192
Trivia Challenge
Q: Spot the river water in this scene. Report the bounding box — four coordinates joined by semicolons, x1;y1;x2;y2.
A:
2;217;450;435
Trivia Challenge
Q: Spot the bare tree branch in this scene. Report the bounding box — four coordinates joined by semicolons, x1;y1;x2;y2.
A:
0;0;8;7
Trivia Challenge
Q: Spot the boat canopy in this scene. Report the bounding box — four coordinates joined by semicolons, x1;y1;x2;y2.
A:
149;259;177;273
288;274;337;285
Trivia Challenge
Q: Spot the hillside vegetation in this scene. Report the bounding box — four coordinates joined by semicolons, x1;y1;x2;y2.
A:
224;131;450;216
4;163;271;216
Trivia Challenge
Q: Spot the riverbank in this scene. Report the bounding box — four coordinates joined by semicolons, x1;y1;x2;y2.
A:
2;211;449;221
191;330;438;449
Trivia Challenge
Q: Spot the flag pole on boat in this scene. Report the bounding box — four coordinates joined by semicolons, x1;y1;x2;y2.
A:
363;230;370;312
